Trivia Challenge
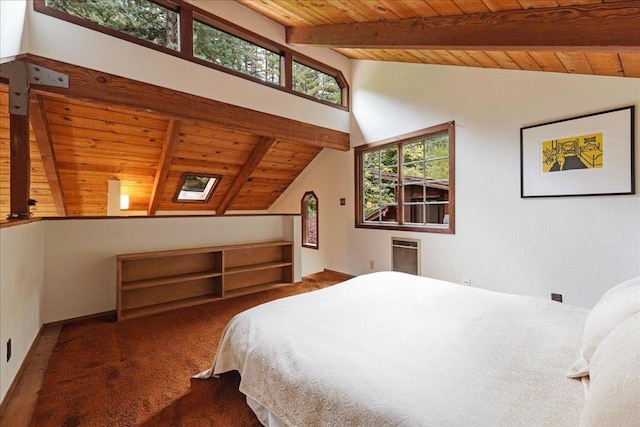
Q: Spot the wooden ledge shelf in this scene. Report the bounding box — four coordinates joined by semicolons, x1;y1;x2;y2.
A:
122;270;223;290
225;261;292;275
224;281;294;299
117;241;294;321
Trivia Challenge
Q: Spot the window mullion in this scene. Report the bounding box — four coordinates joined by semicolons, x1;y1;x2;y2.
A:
180;5;193;56
283;51;293;89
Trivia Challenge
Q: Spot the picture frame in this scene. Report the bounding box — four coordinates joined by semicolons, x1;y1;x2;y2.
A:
520;106;635;198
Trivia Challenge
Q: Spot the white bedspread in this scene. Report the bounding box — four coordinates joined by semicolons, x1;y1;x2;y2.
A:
197;272;589;426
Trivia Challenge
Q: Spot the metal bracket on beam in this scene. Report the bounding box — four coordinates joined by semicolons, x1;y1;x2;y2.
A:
0;60;69;116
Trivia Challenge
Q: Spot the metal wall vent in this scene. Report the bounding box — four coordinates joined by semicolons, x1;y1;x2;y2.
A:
392;238;421;275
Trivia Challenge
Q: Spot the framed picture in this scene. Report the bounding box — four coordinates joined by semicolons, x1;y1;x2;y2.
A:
520;106;635;198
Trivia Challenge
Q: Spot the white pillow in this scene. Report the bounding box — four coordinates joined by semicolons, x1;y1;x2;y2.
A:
579;313;640;426
567;277;640;378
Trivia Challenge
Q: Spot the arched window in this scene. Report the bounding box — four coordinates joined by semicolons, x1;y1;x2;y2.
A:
301;191;318;249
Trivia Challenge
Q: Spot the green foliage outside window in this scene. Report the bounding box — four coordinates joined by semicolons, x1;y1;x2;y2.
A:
43;0;345;107
193;21;280;84
362;132;449;220
402;135;449;182
293;62;342;105
46;0;179;50
362;147;398;218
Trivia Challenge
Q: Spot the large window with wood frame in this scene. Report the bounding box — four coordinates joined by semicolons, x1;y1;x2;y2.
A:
35;0;348;109
355;122;455;233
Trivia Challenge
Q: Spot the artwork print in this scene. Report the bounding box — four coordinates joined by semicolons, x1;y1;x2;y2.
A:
520;106;634;198
541;132;603;173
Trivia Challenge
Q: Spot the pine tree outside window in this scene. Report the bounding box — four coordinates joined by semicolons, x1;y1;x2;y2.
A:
193;20;281;84
293;61;342;105
45;0;179;50
37;0;349;109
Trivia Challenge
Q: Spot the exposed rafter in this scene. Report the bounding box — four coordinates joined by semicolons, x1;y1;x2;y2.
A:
29;94;67;216
216;136;277;215
148;119;181;216
286;3;640;52
25;54;350;152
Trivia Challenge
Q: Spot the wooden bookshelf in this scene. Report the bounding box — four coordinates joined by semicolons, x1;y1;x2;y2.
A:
117;241;293;320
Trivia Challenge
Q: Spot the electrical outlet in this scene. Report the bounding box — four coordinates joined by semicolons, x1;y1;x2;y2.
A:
462;277;471;286
551;293;563;303
369;260;374;270
7;339;11;362
340;198;346;206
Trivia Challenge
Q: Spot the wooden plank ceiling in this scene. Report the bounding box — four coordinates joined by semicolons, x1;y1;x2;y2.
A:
237;0;640;78
0;55;346;218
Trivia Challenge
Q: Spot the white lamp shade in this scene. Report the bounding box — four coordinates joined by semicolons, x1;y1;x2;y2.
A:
120;194;130;210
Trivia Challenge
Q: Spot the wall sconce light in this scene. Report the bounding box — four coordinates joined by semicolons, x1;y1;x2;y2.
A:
120;194;130;210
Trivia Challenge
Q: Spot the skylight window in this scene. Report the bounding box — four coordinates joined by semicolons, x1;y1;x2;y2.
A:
174;173;220;203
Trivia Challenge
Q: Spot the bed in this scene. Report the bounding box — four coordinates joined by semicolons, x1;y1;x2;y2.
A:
196;272;640;426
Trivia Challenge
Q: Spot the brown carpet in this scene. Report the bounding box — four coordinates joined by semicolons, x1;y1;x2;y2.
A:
31;271;349;427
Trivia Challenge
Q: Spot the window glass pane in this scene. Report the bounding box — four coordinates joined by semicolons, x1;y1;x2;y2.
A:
293;61;342;105
303;193;318;246
379;147;398;170
193;20;280;84
425;134;449;159
425;158;449;182
176;174;218;202
403;140;425;164
362;146;398;224
46;0;179;50
404;201;449;225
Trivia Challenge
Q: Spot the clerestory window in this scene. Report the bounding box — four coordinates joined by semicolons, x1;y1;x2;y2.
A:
36;0;348;109
355;122;455;233
293;61;342;105
44;0;180;50
193;19;281;85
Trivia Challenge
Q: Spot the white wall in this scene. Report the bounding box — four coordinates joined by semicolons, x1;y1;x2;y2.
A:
26;0;350;132
0;0;29;63
0;222;44;404
270;149;352;276
272;62;640;308
43;215;301;323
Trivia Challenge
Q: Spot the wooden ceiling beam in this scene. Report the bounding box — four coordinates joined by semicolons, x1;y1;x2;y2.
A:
286;3;640;52
29;94;67;216
24;55;349;151
148;119;181;216
216;136;277;215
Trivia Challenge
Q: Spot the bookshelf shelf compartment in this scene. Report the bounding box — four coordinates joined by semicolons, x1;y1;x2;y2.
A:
117;241;293;320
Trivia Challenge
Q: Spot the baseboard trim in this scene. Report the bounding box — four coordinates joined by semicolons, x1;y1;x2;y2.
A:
0;324;44;414
44;310;117;328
